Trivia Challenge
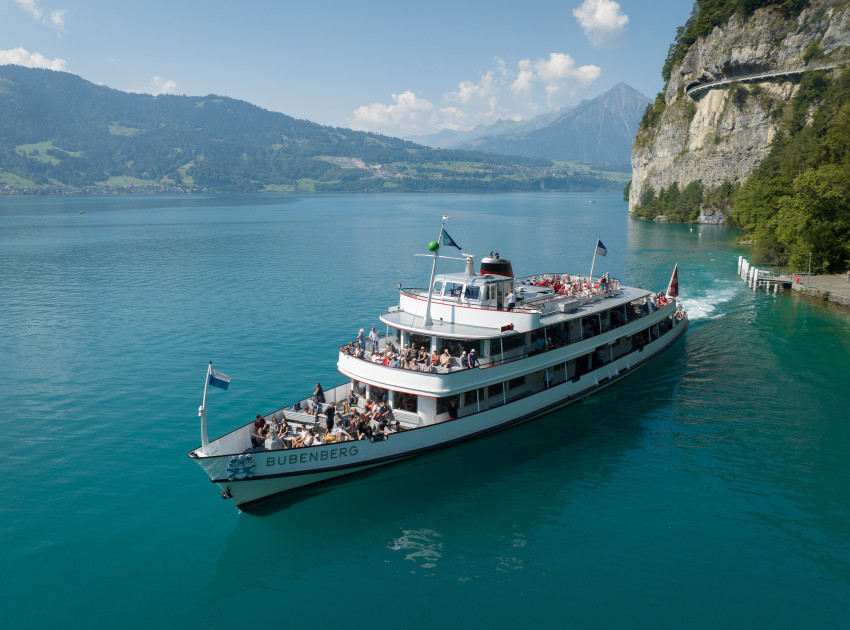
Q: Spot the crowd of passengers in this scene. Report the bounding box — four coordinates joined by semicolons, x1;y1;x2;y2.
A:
250;388;405;450
341;327;480;373
520;272;618;297
338;290;686;374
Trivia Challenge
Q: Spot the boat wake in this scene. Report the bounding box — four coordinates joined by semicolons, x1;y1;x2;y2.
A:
679;282;738;321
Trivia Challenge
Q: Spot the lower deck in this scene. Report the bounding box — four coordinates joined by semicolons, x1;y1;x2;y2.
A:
191;305;688;481
191;312;688;508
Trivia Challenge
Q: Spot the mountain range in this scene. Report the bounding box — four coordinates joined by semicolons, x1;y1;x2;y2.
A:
0;65;631;194
407;83;650;164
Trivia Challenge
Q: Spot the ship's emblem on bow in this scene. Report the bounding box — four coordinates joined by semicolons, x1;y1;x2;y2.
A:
226;454;255;480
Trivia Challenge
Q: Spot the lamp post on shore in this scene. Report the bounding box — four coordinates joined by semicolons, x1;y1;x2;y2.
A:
808;252;812;285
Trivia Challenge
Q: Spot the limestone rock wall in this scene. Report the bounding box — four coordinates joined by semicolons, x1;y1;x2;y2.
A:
630;0;850;223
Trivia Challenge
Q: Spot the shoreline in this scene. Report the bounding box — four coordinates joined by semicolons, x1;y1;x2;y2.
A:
792;274;850;309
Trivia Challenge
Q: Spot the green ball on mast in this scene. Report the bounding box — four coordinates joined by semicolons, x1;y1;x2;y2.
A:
428;241;439;252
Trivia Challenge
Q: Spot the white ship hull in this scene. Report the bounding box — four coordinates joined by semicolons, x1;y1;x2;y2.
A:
192;314;687;510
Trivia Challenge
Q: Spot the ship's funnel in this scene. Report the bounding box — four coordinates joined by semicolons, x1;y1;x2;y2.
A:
480;252;513;277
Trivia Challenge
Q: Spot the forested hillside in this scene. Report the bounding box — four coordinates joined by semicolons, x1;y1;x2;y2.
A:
629;0;850;272
0;65;621;195
733;67;850;271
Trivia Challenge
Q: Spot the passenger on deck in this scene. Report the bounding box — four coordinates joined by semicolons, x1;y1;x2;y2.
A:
506;290;516;311
329;420;351;442
461;351;469;368
313;398;325;417
251;415;266;448
324;402;336;432
371;352;383;364
596;348;607;367
467;349;479;368
292;425;309;448
533;336;545;353
369;327;379;353
371;421;387;441
357;328;366;350
277;416;289;439
355;416;369;440
440;349;452;369
416;346;427;364
269;415;282;437
447;399;459;421
352;343;363;358
431;349;439;367
302;428;318;447
389;353;401;368
376;401;391;423
400;344;411;364
314;383;325;404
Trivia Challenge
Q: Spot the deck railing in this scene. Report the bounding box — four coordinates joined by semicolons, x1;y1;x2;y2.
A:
339;297;673;377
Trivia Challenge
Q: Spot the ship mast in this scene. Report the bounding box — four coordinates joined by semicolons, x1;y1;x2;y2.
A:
423;223;446;327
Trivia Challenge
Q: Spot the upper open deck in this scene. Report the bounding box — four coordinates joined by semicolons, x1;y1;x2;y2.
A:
382;272;650;338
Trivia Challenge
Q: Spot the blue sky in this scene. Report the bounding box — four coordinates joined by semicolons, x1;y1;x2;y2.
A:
0;0;694;136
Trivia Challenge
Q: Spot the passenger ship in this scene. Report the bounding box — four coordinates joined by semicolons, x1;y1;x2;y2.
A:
189;225;688;511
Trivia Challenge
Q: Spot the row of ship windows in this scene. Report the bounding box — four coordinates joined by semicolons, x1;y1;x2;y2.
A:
354;314;677;419
387;299;656;366
434;316;676;419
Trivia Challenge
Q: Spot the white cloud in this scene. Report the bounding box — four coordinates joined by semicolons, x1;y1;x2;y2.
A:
49;9;67;29
16;0;42;20
350;90;437;135
16;0;68;30
449;71;496;105
573;0;629;47
512;53;601;106
351;53;601;136
130;76;178;96
0;47;66;71
510;62;536;98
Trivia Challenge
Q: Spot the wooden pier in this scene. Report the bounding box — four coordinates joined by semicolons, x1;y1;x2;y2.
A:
737;256;794;293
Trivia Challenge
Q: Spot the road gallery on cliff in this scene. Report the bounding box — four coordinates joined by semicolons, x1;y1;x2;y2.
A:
189;221;688;511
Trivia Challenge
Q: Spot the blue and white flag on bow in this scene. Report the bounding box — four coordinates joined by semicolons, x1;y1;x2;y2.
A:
442;229;462;251
595;240;608;256
209;369;231;390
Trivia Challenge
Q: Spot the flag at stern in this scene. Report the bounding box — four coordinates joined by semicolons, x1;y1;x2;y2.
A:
666;264;679;299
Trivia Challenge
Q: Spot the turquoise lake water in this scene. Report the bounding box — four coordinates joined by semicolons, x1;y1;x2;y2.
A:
2;192;849;628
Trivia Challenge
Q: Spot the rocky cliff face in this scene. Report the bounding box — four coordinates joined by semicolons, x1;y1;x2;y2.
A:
630;0;850;223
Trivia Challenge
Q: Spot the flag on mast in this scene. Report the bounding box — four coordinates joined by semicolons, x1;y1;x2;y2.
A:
209;369;231;390
595;240;608;256
666;264;679;298
441;229;462;251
